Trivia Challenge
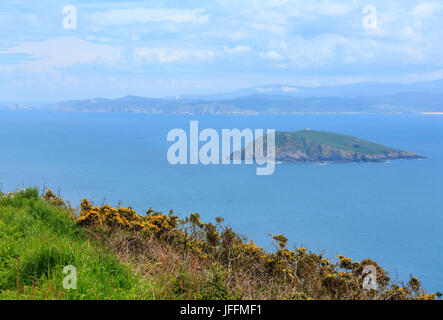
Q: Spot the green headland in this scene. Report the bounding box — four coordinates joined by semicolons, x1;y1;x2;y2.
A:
239;129;425;163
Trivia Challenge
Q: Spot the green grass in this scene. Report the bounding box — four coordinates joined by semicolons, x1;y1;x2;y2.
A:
276;130;400;154
0;188;153;300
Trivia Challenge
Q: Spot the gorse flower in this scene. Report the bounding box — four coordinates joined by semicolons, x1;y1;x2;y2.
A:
77;198;177;236
43;189;66;208
73;197;439;300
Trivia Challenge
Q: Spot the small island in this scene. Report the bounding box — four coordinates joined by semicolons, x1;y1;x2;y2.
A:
232;129;425;163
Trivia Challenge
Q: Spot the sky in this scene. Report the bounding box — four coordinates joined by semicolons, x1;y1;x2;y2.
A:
1;0;443;102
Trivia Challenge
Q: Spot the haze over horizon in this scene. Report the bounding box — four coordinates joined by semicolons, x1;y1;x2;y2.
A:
5;78;443;105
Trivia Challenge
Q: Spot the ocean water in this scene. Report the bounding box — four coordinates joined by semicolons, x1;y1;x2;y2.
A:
1;110;442;292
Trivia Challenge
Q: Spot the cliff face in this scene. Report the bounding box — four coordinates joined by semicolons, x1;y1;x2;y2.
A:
231;130;425;163
273;143;423;162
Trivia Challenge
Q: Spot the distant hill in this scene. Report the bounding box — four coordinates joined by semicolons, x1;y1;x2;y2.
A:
182;79;443;99
7;79;443;114
36;92;443;114
232;130;425;163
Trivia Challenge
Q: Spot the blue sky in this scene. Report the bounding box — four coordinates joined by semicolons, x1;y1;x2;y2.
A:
1;0;443;102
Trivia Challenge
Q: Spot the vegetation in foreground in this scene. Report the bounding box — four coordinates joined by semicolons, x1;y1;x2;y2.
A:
0;188;440;300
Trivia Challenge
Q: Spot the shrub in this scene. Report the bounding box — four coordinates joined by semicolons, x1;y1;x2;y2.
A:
75;196;440;300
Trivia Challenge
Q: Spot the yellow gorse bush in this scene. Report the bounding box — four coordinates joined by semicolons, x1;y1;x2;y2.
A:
43;189;67;208
77;198;178;236
64;194;441;300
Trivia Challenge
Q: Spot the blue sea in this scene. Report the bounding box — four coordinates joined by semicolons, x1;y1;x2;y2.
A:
1;110;442;292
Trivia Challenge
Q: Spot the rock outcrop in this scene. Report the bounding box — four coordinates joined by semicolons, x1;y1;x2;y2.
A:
231;130;425;163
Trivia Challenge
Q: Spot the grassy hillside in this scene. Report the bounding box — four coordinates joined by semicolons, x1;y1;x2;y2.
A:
275;130;399;154
0;189;152;299
0;188;440;300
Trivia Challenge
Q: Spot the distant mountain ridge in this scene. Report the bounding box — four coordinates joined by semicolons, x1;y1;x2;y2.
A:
182;79;443;100
6;79;443;114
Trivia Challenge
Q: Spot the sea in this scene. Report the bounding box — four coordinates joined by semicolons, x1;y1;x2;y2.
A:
0;110;442;292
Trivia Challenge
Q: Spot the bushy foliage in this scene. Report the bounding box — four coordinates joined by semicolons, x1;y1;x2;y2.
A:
1;188;440;300
75;194;441;300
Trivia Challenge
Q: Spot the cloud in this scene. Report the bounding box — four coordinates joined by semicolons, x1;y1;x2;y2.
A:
266;0;354;15
2;0;443;101
133;48;215;64
281;86;300;92
133;45;251;64
287;34;347;67
412;2;443;27
0;37;122;72
413;2;442;18
259;50;284;60
224;46;251;54
92;8;210;27
303;0;355;16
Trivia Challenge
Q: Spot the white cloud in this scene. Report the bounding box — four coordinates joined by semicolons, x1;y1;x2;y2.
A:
304;0;355;16
0;37;122;71
2;0;443;99
413;2;442;18
224;46;251;54
266;0;354;16
281;86;300;92
133;45;251;65
249;22;287;36
259;50;284;60
413;2;443;27
287;34;347;67
92;8;210;27
134;48;215;64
